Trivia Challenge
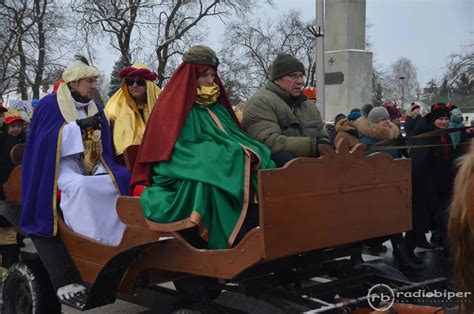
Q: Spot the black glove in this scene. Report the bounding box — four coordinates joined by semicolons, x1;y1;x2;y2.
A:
76;112;101;130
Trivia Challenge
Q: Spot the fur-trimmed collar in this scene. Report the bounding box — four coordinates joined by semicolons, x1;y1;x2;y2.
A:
355;118;400;141
336;119;357;133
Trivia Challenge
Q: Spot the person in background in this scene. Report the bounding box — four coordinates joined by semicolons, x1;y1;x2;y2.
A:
0;112;27;199
404;103;422;138
0;103;7;136
0;112;26;268
243;54;329;167
39;81;50;99
334;117;359;150
385;105;401;127
361;104;373;118
449;107;464;149
347;110;361;122
324;113;346;147
355;106;422;270
31;99;40;111
408;103;457;252
105;64;160;158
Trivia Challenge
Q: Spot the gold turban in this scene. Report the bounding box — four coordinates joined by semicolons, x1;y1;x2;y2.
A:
105;64;161;155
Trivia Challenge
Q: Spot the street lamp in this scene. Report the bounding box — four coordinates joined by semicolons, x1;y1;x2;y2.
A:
399;76;405;109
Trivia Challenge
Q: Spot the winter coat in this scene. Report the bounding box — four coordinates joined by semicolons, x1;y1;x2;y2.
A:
410;115;457;233
449;116;464;148
334;119;359;149
0;132;24;200
243;81;328;157
355;118;401;159
404;109;422;138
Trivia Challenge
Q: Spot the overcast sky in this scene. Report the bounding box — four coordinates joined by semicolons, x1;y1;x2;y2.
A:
96;0;472;88
261;0;473;86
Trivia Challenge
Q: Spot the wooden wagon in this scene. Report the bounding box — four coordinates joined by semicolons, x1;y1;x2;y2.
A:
0;140;444;313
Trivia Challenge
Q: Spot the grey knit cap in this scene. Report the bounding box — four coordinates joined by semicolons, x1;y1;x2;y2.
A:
368;107;390;123
270;54;305;80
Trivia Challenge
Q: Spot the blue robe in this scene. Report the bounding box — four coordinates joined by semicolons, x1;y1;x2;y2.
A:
20;94;130;237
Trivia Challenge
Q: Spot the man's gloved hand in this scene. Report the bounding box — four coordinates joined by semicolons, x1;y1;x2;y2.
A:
310;137;331;157
76;112;101;130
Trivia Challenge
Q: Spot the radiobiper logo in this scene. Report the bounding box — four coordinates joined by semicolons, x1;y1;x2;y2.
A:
367;284;472;311
367;284;395;311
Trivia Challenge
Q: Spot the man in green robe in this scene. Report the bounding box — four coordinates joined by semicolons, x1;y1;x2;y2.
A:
131;46;275;249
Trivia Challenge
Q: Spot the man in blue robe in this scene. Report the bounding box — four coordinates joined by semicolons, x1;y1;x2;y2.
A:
20;58;130;245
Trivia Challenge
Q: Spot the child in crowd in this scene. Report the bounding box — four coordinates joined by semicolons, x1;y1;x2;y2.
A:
0;111;26;268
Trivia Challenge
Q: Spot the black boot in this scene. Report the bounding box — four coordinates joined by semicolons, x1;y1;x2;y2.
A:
416;239;438;250
350;254;365;266
405;248;424;265
393;245;424;271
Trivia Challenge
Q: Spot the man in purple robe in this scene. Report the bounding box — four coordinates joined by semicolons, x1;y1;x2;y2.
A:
20;57;130;246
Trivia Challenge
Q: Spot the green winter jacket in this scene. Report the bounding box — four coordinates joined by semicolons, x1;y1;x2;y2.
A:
242;82;328;157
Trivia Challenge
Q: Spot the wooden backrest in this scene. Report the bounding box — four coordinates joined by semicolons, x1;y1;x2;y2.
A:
3;144;26;203
123;145;140;171
257;140;412;260
10;143;25;166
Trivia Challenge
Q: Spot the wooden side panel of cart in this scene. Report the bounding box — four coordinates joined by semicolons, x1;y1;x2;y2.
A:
117;141;411;291
3;140;411;295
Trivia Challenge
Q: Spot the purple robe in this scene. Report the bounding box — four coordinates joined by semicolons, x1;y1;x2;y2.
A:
20;93;130;237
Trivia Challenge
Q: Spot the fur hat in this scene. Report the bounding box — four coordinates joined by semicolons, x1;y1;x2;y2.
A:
368;107;390;123
119;64;157;81
430;103;452;121
182;45;219;67
270;54;305;80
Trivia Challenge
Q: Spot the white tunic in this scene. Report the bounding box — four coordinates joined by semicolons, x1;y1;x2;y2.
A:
57;103;126;246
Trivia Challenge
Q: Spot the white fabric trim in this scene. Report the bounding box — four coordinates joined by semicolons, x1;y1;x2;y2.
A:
60;123;85;158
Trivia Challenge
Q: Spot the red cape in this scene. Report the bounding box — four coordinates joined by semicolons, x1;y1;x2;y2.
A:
130;62;240;190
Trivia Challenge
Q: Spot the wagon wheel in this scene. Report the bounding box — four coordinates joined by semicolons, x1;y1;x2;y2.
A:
173;276;222;303
2;259;61;314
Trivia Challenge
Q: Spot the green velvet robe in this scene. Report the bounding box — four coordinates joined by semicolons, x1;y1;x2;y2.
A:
140;102;275;249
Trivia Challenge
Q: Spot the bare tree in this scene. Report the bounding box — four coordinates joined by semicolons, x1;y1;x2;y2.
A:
0;0;68;100
151;0;267;86
443;47;473;96
71;0;151;66
382;57;420;106
218;10;316;101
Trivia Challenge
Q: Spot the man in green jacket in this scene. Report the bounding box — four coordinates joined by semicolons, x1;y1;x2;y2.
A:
242;54;329;167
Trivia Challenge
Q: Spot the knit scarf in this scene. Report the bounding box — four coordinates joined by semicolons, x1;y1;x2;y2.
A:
196;84;220;106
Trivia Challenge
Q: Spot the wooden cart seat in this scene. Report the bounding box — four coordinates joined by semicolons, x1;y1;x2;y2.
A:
3;144;25;203
116;139;412;283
